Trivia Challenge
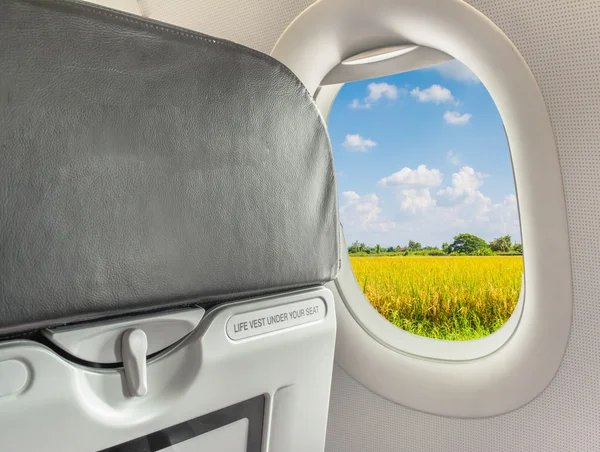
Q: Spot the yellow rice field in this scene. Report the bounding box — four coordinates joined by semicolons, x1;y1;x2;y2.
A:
349;256;524;340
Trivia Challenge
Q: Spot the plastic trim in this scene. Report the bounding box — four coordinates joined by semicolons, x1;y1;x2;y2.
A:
322;45;451;85
0;287;336;451
43;307;205;364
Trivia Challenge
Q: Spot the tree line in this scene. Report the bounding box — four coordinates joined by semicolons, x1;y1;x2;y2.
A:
348;234;523;256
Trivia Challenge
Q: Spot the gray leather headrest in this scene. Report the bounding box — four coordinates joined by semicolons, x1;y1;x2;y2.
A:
0;0;339;335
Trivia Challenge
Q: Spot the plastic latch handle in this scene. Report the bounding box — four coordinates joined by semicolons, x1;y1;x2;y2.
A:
122;328;148;397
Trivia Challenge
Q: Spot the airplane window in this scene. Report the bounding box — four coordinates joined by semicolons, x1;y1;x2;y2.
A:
328;60;523;341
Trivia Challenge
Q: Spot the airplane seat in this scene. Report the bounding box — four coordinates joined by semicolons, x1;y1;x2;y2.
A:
0;0;339;451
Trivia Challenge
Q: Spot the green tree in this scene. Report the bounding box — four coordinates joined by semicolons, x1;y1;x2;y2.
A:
512;243;523;254
376;244;381;255
442;242;451;254
427;249;446;256
448;233;488;255
348;241;367;254
474;246;494;256
489;235;512;253
348;241;358;253
408;240;422;251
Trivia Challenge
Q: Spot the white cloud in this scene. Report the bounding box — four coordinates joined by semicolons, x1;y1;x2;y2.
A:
443;111;472;125
436;166;493;225
430;167;519;238
443;192;519;236
349;98;371;109
431;60;480;83
340;165;521;247
342;191;360;201
437;166;487;200
378;165;443;187
399;189;436;214
342;134;377;151
464;189;492;208
410;84;455;104
349;82;401;109
487;194;520;236
340;189;521;248
339;192;396;232
367;82;398;102
446;151;460;166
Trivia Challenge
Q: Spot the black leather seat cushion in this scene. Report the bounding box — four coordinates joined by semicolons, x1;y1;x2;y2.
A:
0;0;339;335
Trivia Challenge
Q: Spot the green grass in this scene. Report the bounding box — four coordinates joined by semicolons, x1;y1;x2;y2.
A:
349;256;523;340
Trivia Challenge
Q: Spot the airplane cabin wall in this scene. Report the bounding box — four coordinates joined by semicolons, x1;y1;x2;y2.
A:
325;0;600;450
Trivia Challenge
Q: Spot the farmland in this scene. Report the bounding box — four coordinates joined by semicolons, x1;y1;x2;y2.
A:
349;255;523;341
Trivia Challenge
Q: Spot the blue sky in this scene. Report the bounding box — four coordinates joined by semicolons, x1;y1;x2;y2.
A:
329;60;520;248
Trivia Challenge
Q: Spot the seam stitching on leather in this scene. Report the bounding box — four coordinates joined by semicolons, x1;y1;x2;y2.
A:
34;0;313;101
0;331;34;341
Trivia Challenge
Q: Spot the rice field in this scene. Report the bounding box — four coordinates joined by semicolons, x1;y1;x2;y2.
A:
349;256;524;341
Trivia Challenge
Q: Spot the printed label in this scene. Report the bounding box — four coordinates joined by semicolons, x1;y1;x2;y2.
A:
226;298;326;340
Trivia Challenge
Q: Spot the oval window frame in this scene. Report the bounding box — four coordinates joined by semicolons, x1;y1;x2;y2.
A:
273;0;573;418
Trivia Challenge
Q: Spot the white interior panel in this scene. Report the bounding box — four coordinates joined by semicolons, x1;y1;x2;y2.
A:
321;46;452;85
0;287;336;452
324;0;600;450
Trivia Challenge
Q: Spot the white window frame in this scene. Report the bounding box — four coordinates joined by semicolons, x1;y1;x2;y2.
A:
272;0;573;418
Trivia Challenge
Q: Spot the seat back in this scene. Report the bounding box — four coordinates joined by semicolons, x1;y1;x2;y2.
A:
0;0;339;336
0;1;339;450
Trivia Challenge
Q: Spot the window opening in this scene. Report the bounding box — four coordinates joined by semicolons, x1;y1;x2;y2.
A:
328;59;523;341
